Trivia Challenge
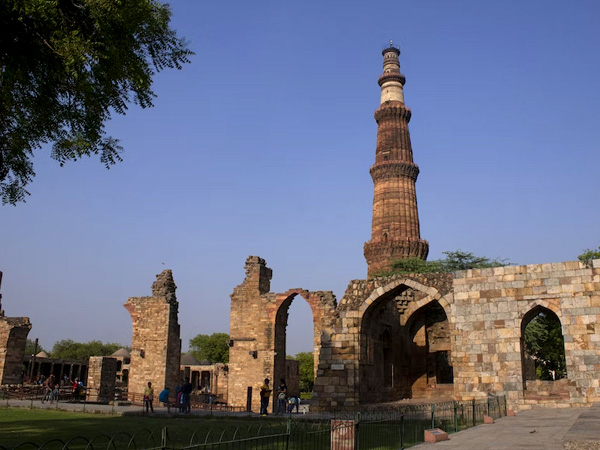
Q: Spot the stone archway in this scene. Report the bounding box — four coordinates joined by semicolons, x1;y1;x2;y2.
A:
520;304;567;397
272;290;323;406
357;279;450;403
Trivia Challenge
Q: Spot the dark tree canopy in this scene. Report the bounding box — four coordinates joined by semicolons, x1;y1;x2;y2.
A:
189;333;230;364
0;0;192;204
380;250;510;276
51;339;125;360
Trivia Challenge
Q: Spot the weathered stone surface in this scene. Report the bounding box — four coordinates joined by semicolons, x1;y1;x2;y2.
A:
87;356;117;402
124;270;181;398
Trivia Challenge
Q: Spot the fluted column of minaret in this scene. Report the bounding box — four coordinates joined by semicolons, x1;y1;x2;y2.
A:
364;44;429;276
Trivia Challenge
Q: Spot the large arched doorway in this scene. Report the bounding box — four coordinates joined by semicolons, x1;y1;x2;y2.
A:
359;284;453;404
273;292;318;412
521;305;567;397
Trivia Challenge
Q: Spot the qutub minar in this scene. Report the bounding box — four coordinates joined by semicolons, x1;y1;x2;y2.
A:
364;42;429;276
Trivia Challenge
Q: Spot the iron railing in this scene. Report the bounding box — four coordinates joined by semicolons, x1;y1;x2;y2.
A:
1;395;507;450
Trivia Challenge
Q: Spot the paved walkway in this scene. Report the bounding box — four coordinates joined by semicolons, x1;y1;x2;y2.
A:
411;405;600;450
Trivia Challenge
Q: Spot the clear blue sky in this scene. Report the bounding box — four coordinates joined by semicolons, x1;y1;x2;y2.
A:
2;0;599;357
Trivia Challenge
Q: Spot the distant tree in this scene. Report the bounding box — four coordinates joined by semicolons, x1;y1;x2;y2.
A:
289;352;314;392
578;246;600;267
0;0;193;205
379;250;510;276
189;333;230;364
24;339;46;356
524;313;567;380
439;250;509;271
51;339;124;360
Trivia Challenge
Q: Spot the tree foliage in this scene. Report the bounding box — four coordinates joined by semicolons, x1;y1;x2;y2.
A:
24;339;46;356
189;333;230;364
524;313;567;380
289;352;314;392
578;246;600;267
51;339;124;360
378;250;510;276
0;0;193;204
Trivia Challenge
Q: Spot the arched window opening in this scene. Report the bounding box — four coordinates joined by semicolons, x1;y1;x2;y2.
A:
522;307;567;383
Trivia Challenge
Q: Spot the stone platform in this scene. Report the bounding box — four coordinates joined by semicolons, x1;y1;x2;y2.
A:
412;404;600;450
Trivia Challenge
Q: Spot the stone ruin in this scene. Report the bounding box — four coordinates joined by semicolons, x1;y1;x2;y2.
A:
122;269;181;397
0;271;32;385
228;256;600;412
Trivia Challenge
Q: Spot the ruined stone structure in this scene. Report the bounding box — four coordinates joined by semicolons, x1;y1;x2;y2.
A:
228;257;337;412
0;271;32;385
124;270;181;396
228;45;600;412
86;356;117;402
363;44;428;276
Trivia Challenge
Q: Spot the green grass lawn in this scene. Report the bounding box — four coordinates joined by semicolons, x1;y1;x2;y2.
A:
0;407;291;449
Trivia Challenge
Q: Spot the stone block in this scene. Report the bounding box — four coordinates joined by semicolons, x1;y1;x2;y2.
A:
483;415;494;424
424;428;449;443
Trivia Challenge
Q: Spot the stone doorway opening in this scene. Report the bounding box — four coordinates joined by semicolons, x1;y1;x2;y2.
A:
273;293;317;411
521;305;568;401
359;285;453;404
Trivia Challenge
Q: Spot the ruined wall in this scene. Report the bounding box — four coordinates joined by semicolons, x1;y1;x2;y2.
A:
313;273;453;410
228;256;337;412
452;260;600;409
86;356;117;402
0;316;32;385
124;270;181;397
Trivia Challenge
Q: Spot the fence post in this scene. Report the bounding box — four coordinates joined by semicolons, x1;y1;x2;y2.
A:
486;396;490;417
285;417;291;450
454;401;458;432
161;427;168;450
354;412;361;450
504;395;508;416
472;398;476;427
496;396;500;418
431;403;435;430
400;414;404;450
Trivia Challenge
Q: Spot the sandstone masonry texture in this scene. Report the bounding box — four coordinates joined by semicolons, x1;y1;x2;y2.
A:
0;272;32;385
124;270;181;397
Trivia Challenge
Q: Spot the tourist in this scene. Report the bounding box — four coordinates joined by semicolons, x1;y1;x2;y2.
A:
259;378;271;416
276;378;287;414
159;387;171;413
175;384;183;413
143;381;154;413
181;377;193;413
52;383;59;403
41;374;54;403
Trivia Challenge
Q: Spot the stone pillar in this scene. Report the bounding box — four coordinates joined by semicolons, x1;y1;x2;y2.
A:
86;356;117;402
0;317;31;385
0;273;32;385
124;270;181;399
228;257;274;412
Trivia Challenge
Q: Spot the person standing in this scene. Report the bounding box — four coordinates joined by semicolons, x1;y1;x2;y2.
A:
276;378;287;414
182;377;193;414
144;381;154;413
259;378;272;416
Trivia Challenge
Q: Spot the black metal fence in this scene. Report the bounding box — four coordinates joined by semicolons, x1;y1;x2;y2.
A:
1;395;507;450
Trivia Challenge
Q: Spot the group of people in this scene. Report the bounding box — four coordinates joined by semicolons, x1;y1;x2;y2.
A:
260;378;301;416
39;374;84;403
143;377;194;414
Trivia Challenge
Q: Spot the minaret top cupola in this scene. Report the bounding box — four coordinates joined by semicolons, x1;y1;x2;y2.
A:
379;42;406;105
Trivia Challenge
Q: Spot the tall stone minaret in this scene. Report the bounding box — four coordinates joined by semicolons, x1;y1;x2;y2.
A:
364;43;429;276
